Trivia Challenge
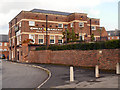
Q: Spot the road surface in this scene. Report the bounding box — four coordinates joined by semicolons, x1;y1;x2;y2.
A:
2;60;48;88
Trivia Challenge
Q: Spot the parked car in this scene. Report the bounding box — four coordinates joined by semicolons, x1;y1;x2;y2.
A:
0;54;5;59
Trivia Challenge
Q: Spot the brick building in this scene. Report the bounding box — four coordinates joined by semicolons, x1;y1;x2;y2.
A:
8;9;108;61
0;35;9;59
107;29;120;40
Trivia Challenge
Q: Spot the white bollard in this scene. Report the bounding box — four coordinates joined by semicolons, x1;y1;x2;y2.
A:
95;65;99;78
70;66;74;82
116;63;120;74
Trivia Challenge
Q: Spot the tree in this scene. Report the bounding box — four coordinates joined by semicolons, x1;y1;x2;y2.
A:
91;33;95;41
62;29;71;43
71;28;79;41
62;28;79;43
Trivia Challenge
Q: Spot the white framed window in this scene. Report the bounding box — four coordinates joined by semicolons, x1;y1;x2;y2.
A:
50;35;55;44
4;49;7;51
94;37;96;41
0;43;2;46
91;26;96;30
79;35;84;41
58;24;63;28
29;21;35;26
117;37;119;39
108;37;110;40
12;51;13;59
108;33;111;36
58;36;63;44
19;22;21;27
29;34;35;44
4;43;7;46
38;35;44;44
17;36;19;45
19;35;21;42
79;22;84;27
112;37;114;39
71;23;74;27
0;49;2;51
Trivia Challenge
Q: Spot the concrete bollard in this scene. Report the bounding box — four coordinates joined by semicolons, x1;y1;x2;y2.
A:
95;65;99;78
116;63;120;74
70;66;74;82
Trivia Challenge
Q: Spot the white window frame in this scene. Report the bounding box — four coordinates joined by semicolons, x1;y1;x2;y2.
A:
112;37;114;39
79;22;84;27
0;49;2;51
108;37;110;40
50;35;55;44
19;22;22;27
29;34;35;44
58;35;63;44
38;35;44;44
0;42;2;46
91;26;96;30
94;37;96;41
117;37;119;39
71;23;74;27
12;51;13;59
4;43;7;46
58;24;63;28
108;33;111;36
17;36;19;45
29;21;35;26
4;49;7;51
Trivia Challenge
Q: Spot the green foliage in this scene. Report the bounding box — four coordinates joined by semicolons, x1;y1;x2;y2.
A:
91;34;95;41
105;40;120;49
35;40;120;51
62;28;79;43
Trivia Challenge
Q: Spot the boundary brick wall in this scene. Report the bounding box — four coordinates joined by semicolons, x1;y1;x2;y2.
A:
23;49;120;70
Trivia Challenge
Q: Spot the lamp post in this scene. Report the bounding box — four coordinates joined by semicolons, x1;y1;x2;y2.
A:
99;27;102;41
64;25;68;45
46;15;48;50
90;19;92;41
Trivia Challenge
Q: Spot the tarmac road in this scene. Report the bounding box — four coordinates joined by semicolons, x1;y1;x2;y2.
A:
2;60;48;89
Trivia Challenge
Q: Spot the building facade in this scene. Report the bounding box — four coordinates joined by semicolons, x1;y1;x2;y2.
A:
107;29;120;40
0;35;9;59
9;9;108;62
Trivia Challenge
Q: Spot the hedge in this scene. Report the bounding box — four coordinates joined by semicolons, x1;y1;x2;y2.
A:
36;40;120;51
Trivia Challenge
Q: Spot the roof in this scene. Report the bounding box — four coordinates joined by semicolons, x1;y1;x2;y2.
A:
0;35;9;42
107;30;120;36
30;9;72;16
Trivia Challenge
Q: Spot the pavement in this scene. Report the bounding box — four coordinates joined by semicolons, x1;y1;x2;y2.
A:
54;75;118;88
2;59;48;88
34;64;119;88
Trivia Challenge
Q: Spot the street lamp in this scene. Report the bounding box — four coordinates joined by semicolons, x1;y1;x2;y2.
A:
46;15;48;50
90;19;92;41
99;27;102;41
64;24;68;45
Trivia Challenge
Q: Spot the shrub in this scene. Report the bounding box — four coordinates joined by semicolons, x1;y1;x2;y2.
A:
35;40;120;51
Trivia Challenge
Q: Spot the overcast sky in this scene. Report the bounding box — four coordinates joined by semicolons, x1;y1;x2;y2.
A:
0;0;119;34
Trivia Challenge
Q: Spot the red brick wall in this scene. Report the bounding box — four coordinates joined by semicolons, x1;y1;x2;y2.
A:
23;49;119;70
